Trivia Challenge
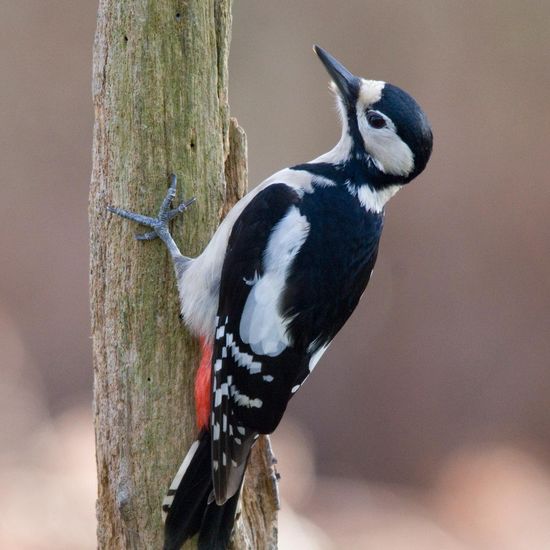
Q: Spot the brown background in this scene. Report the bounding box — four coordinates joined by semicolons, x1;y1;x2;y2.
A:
1;1;549;548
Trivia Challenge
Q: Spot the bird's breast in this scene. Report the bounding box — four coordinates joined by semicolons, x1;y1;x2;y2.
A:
282;184;384;349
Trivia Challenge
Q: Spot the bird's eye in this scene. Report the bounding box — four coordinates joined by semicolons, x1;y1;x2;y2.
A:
366;111;387;129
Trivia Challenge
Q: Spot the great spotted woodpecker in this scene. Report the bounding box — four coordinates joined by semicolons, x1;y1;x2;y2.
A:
108;46;433;550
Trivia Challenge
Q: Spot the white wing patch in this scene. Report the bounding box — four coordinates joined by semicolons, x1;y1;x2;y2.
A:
178;171;316;341
239;206;310;357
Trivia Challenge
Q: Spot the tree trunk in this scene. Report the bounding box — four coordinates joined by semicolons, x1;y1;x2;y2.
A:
90;1;279;548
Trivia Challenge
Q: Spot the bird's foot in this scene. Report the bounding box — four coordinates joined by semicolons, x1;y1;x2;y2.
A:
107;174;195;253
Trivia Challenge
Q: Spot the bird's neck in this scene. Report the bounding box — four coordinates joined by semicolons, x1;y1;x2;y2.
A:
307;129;406;190
311;131;354;165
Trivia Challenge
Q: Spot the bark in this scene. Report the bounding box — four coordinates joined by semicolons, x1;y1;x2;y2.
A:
90;1;279;548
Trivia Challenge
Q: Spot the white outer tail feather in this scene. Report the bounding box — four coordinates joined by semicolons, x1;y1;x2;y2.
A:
162;439;201;522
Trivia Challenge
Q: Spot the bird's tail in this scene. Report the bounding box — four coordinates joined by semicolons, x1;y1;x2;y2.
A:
162;430;241;550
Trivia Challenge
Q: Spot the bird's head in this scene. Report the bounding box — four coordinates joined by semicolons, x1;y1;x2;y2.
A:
314;45;433;186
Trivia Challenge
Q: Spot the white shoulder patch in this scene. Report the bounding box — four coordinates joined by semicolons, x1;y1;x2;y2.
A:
261;167;315;194
239;206;310;356
178;170;315;340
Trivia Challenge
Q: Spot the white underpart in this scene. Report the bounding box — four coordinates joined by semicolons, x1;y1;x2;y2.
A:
313;127;352;164
178;169;317;340
312;83;352;165
239;206;310;356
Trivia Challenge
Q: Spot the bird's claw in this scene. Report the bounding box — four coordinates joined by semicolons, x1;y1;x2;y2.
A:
107;175;196;243
135;230;158;241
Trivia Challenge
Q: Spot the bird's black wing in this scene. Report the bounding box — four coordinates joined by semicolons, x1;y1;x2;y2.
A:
210;181;384;505
210;183;309;504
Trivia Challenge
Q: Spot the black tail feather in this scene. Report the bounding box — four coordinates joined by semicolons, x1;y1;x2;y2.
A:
198;490;241;550
163;430;241;550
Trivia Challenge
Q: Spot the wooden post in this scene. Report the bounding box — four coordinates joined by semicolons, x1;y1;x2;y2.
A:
90;1;278;548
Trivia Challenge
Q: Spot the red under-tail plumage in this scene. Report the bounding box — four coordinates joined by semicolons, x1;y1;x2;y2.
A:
163;337;240;550
194;337;212;431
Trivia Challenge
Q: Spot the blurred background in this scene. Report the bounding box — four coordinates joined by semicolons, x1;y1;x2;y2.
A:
1;1;549;548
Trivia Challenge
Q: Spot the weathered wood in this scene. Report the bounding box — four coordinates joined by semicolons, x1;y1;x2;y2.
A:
90;1;278;548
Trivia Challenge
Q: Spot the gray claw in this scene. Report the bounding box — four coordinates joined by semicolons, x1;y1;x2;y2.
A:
107;176;196;257
135;231;158;241
168;197;197;218
159;174;178;221
107;205;157;227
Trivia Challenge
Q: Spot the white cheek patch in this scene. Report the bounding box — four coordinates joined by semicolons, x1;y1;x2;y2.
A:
357;111;414;177
239;206;310;357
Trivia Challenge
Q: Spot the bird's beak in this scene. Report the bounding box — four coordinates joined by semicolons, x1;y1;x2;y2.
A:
314;45;360;106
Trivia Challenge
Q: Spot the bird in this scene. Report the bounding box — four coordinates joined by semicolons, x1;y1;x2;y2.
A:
108;45;433;550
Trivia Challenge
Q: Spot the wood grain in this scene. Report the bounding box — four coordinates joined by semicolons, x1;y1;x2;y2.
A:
90;1;278;547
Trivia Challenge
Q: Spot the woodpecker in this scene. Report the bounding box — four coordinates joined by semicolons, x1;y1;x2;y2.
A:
108;46;433;550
